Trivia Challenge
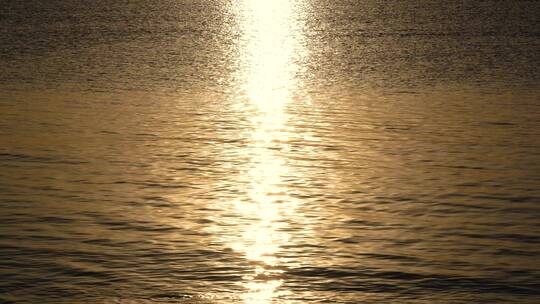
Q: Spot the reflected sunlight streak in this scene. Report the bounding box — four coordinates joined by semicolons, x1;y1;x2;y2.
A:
232;0;305;303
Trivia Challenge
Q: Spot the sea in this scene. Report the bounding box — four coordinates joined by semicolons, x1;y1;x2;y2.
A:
1;1;540;303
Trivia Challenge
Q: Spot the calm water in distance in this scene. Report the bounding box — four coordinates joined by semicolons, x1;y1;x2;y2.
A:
1;1;540;303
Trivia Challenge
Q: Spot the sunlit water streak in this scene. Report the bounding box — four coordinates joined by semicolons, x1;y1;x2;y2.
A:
227;0;307;302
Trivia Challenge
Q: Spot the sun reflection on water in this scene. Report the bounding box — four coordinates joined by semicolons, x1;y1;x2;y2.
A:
231;0;306;303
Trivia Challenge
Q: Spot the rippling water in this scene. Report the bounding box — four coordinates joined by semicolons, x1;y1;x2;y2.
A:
1;1;540;303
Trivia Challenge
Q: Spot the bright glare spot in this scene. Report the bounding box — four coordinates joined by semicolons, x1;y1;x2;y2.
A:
241;0;299;115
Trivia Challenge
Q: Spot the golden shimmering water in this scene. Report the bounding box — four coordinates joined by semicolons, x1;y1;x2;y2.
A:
1;1;540;303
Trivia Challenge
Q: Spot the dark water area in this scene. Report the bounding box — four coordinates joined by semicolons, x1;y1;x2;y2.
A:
1;1;540;303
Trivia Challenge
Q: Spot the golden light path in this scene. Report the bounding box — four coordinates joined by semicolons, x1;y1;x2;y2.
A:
233;0;306;303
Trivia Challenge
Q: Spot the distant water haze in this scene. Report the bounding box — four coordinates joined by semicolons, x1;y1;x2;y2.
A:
1;1;540;303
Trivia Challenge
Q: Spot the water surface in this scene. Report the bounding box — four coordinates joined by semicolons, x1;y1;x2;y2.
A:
1;1;540;303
